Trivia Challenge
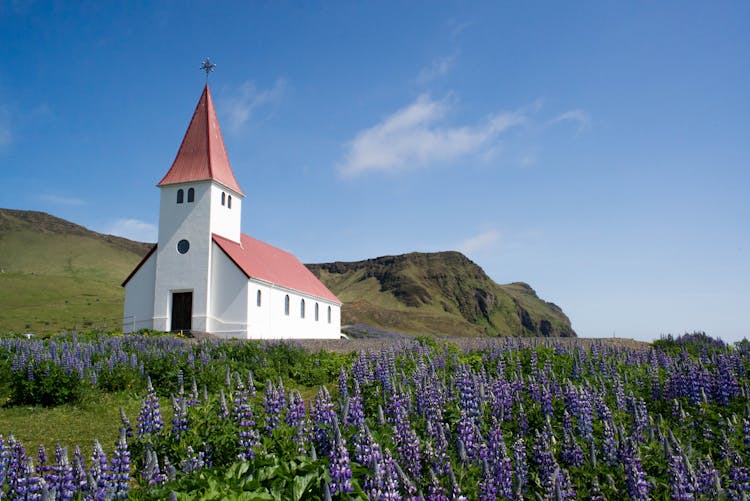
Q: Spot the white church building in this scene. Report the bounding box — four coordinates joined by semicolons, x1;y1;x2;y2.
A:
122;84;342;339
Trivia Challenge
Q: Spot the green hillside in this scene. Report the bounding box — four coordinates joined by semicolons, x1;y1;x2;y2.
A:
308;251;576;338
0;208;575;338
0;209;152;334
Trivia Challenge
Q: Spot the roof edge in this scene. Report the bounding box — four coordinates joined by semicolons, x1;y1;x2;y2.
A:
122;244;157;287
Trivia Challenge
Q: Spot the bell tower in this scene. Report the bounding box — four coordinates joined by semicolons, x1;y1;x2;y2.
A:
151;80;245;332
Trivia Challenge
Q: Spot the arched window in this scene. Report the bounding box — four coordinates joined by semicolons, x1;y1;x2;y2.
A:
300;299;305;319
221;192;226;206
315;303;319;321
187;187;195;203
227;195;232;208
327;306;332;324
284;295;290;316
256;290;262;307
177;189;184;204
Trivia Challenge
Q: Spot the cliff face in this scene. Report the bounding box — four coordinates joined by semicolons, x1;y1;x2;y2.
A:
308;251;575;338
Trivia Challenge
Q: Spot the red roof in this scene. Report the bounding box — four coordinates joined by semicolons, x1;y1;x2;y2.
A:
213;233;341;304
157;85;244;195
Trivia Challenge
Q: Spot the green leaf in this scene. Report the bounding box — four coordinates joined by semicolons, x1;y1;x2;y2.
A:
292;472;317;501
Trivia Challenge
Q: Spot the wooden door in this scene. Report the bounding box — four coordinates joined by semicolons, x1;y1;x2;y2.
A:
171;292;192;332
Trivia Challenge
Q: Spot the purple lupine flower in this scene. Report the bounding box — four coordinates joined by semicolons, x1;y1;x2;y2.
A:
181;446;207;474
425;467;448;501
553;466;577;500
338;367;349;401
49;445;75;501
14;458;43;501
141;447;166;486
286;390;306;428
601;420;618;465
621;442;651;501
188;375;200;407
72;446;88;493
119;407;133;439
478;460;498;501
171;395;189;440
456;410;481;464
263;379;283;433
695;455;720;497
88;439;113;500
561;429;584;468
137;377;163;438
0;435;10;491
531;431;558;496
668;452;696;501
36;445;52;484
312;386;336;457
233;377;259;461
512;436;527;498
328;421;353;495
344;395;365;429
110;429;130;499
218;389;230;420
729;452;750;500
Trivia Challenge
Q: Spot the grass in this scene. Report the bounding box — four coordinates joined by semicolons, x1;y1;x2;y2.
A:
0;273;125;335
0;391;152;457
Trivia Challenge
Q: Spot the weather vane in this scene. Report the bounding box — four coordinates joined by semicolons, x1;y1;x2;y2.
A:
200;58;217;81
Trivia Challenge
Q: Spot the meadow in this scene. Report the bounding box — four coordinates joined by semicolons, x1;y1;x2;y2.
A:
0;331;748;500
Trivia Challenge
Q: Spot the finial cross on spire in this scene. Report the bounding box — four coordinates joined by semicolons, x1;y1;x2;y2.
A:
200;58;217;81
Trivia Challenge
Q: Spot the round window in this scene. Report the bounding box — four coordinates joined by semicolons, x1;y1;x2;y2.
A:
177;239;190;254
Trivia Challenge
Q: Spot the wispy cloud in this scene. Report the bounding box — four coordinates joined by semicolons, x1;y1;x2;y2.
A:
339;95;526;177
549;109;591;131
104;218;157;243
222;78;286;133
457;229;501;255
39;194;86;206
416;53;458;84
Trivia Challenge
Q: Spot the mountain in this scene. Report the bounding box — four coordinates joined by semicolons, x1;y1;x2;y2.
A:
0;208;575;338
0;208;152;334
308;252;575;338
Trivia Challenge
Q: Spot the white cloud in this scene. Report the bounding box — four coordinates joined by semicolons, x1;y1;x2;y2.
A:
457;229;501;255
222;78;286;133
416;54;457;84
549;109;591;131
39;194;86;206
105;218;157;243
339;95;526;177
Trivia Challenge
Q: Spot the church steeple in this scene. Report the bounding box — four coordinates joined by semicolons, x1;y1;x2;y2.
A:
157;84;244;196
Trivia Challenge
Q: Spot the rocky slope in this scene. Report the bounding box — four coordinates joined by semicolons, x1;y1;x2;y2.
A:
308;251;575;338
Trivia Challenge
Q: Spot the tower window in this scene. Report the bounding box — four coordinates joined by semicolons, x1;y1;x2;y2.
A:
284;295;290;316
256;290;262;307
315;303;319;321
177;189;184;204
327;306;332;324
187;187;195;203
227;195;232;208
301;299;305;319
221;192;226;206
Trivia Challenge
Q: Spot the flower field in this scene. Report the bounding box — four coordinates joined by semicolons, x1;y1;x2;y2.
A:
0;332;749;500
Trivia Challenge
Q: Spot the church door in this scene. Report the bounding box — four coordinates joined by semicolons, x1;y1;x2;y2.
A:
171;292;193;332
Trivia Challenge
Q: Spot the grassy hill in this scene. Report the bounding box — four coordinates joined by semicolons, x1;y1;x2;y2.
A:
0;209;152;334
0;208;575;338
308;252;575;337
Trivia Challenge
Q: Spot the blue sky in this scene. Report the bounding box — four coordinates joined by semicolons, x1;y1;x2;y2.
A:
1;1;748;342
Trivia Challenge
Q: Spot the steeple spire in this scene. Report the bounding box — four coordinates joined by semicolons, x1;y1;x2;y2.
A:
157;84;244;196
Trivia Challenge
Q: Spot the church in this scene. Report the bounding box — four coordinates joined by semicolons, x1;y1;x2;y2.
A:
122;83;342;339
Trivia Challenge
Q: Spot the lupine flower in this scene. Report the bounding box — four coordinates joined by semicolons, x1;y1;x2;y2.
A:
218;389;230;420
328;421;353;495
512;437;527;497
621;442;651;501
171;395;189;440
181;446;207;474
137;377;163;438
312;386;336;456
110;429;130;499
233;378;259;461
263;379;283;433
119;407;133;439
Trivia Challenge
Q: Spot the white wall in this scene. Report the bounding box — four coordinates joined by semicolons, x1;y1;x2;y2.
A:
153;182;213;332
248;280;342;339
209;183;242;243
209;242;249;338
123;251;156;333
